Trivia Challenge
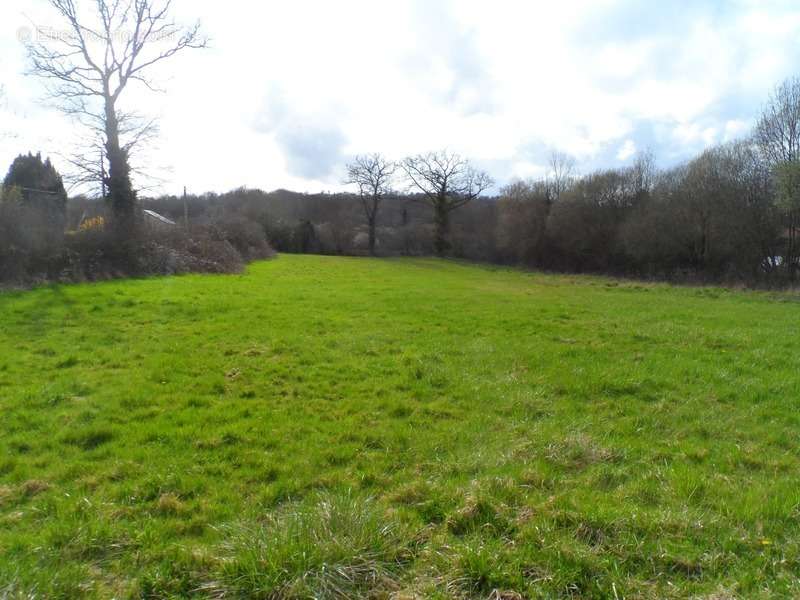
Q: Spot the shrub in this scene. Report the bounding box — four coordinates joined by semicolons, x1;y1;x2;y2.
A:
316;222;356;255
0;199;65;284
207;217;275;262
0;204;275;287
263;220;297;252
62;226;248;281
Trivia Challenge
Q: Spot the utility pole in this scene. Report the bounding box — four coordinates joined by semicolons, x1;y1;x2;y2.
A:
183;186;189;230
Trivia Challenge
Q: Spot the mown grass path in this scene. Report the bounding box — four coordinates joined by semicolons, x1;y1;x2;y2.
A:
1;256;799;598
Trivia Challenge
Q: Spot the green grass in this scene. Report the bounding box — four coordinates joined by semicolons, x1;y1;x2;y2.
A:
1;255;799;599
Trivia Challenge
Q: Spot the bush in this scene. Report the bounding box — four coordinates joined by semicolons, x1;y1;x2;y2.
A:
60;227;250;282
0;204;275;287
0;199;65;283
316;222;356;255
208;216;275;262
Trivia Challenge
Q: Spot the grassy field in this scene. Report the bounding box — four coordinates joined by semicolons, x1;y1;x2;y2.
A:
1;255;799;599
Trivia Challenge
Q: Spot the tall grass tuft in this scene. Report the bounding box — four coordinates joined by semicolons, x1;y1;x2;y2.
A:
207;492;416;599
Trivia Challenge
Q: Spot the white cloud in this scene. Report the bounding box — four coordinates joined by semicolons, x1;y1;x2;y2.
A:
723;119;750;142
617;139;637;161
1;0;800;195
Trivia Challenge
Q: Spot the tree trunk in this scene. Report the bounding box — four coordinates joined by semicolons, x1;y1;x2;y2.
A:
368;216;376;257
789;210;798;281
434;200;450;257
104;98;137;238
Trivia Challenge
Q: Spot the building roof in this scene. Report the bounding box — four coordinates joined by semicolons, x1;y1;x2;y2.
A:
142;209;177;226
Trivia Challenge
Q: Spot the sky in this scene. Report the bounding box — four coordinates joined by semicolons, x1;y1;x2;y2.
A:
1;0;800;196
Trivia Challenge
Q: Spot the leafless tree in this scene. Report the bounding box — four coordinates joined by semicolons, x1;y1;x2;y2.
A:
59;110;160;198
755;77;800;165
496;179;551;265
721;139;781;275
547;150;576;201
401;150;493;256
755;77;800;277
345;153;396;256
630;149;656;199
25;0;206;238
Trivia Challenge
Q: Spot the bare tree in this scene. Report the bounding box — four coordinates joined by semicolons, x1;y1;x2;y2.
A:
345;153;396;256
59;110;160;199
496;179;551;265
775;160;800;279
25;0;206;238
401;150;493;256
547;150;577;202
755;77;800;164
755;76;800;278
630;149;656;199
722;139;781;276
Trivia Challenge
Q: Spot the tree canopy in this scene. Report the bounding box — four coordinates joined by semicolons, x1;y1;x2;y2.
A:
3;152;67;214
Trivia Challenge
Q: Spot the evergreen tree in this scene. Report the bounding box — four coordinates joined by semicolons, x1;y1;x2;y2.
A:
2;152;67;217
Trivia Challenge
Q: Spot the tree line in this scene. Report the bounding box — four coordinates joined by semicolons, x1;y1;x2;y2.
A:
7;70;797;286
4;0;800;286
243;76;798;285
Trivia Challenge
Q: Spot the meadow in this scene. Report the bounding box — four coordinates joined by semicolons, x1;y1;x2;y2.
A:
1;255;799;599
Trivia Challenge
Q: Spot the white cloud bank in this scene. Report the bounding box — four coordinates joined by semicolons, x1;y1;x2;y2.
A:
1;0;800;195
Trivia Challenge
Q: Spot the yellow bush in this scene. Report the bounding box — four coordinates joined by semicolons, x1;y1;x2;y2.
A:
79;216;105;231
